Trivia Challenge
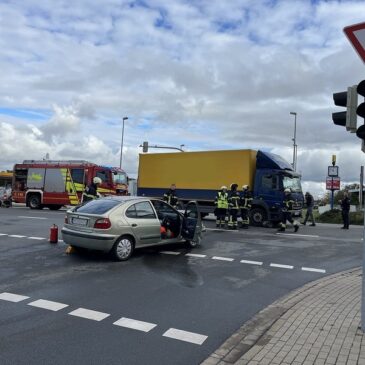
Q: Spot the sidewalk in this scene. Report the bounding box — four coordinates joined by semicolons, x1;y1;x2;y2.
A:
202;268;365;365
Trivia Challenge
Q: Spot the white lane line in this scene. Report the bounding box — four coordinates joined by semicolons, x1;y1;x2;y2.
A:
270;263;294;270
59;239;64;242
185;253;207;258
113;317;157;332
68;308;110;321
240;259;263;266
0;292;30;302
18;216;48;220
28;237;46;240
28;299;69;311
302;267;326;274
160;251;181;255
0;233;8;236
276;233;319;238
9;235;26;238
212;256;234;262
163;328;208;345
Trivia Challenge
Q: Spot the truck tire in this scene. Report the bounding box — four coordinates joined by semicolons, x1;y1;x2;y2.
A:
250;207;267;227
28;195;42;210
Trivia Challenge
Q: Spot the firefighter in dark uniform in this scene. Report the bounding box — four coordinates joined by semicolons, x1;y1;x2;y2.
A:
163;184;179;209
82;177;102;203
228;183;240;230
214;186;229;228
278;188;299;232
240;185;252;229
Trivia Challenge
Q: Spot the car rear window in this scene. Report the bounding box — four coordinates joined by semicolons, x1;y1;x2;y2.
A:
74;199;121;214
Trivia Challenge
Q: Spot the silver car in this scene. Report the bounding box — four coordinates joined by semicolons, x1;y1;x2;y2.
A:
61;196;203;261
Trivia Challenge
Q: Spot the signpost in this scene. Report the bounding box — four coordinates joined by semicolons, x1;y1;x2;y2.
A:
344;22;365;64
326;155;340;209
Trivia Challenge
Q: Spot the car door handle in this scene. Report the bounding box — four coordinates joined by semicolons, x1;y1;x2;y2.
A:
132;223;138;227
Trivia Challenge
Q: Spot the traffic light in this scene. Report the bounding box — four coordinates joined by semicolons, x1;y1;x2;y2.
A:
356;80;365;143
332;85;358;132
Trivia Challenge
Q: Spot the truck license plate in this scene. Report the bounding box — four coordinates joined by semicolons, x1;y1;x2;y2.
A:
72;217;88;226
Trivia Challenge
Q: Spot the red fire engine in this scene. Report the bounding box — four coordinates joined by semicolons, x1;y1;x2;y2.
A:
12;160;128;210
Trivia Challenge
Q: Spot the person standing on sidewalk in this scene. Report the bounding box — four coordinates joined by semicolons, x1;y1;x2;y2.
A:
340;191;350;229
228;183;240;230
302;192;316;226
214;186;229;228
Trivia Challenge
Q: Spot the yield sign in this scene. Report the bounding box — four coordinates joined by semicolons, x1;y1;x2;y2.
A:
344;22;365;64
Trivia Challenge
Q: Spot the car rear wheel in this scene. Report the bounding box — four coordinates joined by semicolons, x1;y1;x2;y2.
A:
111;236;134;261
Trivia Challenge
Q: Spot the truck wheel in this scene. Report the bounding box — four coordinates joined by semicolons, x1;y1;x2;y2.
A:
28;195;42;210
250;208;267;227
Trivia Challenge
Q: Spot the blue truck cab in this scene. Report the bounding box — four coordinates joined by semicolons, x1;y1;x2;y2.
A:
250;151;304;226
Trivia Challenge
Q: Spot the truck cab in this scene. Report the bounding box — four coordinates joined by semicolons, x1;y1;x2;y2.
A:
250;151;304;226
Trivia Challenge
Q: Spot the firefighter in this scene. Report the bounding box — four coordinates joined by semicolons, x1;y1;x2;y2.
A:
83;177;102;203
278;188;299;232
214;186;229;228
163;184;179;209
240;185;252;229
228;183;240;230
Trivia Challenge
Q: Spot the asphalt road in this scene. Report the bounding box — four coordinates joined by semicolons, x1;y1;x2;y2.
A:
0;206;362;365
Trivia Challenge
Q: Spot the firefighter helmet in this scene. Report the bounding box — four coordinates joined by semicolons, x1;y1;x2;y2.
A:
242;185;248;190
284;188;291;193
221;186;227;190
93;177;102;184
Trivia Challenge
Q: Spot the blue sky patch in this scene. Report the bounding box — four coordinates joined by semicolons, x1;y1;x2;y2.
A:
0;108;50;121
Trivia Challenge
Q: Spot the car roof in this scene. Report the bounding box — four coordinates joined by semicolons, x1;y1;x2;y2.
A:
100;196;157;203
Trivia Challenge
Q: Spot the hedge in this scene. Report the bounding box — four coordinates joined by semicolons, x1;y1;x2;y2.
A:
316;209;364;225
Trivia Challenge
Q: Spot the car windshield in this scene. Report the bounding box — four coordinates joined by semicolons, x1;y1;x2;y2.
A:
113;172;127;184
283;176;302;193
74;199;122;214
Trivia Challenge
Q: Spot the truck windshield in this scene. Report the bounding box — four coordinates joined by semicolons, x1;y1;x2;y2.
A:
283;176;302;192
113;172;127;185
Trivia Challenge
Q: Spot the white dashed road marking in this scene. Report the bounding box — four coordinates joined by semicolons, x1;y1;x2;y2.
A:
160;251;181;255
113;317;157;332
0;233;8;236
18;216;48;220
185;253;207;258
276;233;319;238
212;256;234;262
9;235;26;238
28;237;46;240
0;292;30;302
28;299;69;311
270;263;294;270
163;328;208;345
240;259;263;266
302;267;326;274
68;308;110;321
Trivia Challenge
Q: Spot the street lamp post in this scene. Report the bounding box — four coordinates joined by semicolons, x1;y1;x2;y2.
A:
290;112;297;171
119;116;128;168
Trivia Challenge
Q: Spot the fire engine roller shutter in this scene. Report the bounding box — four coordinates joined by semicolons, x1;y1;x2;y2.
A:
60;168;80;205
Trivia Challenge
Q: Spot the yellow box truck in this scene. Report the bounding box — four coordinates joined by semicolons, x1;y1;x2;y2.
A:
137;149;303;225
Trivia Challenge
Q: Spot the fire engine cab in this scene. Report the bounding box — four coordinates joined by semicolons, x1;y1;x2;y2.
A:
12;160;128;210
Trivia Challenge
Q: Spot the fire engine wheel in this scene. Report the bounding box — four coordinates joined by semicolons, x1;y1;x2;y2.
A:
250;207;267;227
111;236;134;261
28;195;42;210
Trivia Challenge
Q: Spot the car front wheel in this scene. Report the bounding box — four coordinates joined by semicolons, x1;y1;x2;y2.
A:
111;236;134;261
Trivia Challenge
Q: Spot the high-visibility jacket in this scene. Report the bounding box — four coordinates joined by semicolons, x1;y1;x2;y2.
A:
229;191;240;210
215;191;229;209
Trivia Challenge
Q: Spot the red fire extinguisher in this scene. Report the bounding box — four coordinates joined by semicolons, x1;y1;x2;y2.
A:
49;224;58;244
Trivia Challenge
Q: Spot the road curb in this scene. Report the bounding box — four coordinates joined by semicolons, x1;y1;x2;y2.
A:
201;267;361;365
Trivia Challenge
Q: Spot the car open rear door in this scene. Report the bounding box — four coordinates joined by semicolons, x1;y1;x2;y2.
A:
181;201;202;245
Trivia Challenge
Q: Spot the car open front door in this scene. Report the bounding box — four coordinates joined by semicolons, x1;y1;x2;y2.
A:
182;201;202;246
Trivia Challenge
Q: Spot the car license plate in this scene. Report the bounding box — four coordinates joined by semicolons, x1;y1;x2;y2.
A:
72;217;88;226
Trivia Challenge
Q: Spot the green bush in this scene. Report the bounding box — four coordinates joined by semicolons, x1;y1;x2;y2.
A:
317;209;364;225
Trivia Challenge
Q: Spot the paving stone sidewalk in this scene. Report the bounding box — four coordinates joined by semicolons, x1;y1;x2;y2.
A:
202;268;365;365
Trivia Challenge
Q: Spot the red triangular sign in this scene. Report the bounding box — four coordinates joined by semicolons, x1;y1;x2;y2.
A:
344;22;365;64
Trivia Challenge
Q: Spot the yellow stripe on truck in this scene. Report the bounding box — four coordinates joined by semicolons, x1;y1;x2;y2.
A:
138;149;257;190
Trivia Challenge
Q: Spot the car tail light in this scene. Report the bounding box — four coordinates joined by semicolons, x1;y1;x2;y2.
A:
94;218;111;229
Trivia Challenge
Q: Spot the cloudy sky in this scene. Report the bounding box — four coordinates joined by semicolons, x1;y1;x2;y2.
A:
0;0;364;197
